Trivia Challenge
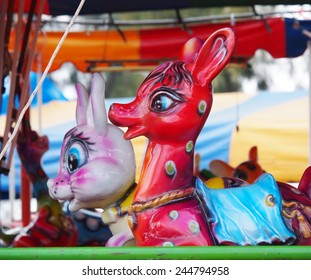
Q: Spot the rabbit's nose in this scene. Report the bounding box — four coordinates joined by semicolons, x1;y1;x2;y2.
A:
47;177;67;188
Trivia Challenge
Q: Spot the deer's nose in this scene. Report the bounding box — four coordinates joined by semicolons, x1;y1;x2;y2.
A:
109;102;143;127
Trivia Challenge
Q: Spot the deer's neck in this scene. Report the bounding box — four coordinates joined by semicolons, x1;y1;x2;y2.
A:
134;140;196;203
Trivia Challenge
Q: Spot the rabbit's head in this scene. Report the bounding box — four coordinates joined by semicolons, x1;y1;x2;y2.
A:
47;73;136;212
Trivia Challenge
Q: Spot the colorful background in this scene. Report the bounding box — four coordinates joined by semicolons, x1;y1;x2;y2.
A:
0;76;308;195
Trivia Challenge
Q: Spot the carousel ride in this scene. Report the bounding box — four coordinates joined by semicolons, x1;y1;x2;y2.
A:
0;0;311;258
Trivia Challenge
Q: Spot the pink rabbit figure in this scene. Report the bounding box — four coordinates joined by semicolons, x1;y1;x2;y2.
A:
108;28;237;246
47;73;136;247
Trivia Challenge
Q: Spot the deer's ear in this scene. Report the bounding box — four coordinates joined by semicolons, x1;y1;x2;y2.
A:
191;28;236;86
75;83;89;125
179;37;204;63
89;73;108;135
249;146;258;162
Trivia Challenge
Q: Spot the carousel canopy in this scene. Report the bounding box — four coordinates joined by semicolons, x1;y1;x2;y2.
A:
13;0;311;16
7;17;309;73
5;0;311;72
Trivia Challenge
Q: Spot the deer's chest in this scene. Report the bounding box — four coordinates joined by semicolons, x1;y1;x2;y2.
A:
128;198;214;246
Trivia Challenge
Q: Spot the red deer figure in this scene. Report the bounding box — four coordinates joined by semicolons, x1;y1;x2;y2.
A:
109;28;236;246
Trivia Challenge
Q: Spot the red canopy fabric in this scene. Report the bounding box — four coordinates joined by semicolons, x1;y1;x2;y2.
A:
9;17;309;73
7;0;311;72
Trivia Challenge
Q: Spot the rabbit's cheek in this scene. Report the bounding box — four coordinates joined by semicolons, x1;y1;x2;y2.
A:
49;183;73;201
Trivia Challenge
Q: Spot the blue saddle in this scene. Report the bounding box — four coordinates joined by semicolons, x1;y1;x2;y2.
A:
195;173;296;245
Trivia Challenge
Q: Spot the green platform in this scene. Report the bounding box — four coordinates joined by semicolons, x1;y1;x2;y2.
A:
0;246;310;260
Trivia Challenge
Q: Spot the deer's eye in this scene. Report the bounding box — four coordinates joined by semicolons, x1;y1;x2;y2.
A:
65;142;88;173
150;90;183;113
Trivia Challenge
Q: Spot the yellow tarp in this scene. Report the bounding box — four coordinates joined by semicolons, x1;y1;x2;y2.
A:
230;97;308;182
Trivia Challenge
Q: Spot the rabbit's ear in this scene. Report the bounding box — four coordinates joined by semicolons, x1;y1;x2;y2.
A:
75;83;89;125
209;159;235;177
88;73;108;135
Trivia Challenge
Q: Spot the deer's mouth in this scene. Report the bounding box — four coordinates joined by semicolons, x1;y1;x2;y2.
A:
109;103;145;139
124;125;146;139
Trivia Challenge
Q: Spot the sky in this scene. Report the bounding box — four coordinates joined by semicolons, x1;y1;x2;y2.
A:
242;49;310;93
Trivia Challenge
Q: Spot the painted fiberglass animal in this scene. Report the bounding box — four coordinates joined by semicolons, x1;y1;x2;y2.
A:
47;73;136;247
209;146;265;184
109;28;311;246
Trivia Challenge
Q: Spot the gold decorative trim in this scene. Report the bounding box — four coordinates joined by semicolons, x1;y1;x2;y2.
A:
282;200;311;239
129;186;194;213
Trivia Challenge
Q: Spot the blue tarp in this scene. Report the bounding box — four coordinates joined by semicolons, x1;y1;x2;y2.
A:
0;72;67;115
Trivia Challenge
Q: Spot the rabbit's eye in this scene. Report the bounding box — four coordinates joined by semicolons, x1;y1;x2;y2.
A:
65;142;88;173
